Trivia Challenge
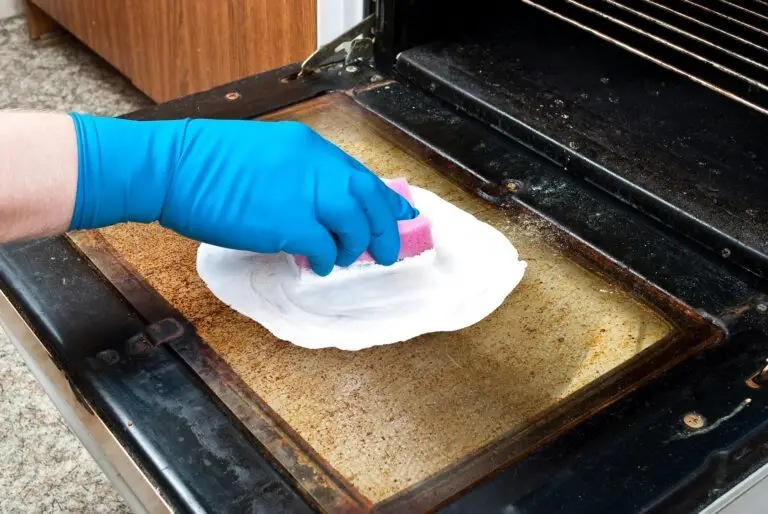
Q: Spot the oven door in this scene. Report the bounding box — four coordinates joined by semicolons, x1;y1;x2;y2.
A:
0;59;766;514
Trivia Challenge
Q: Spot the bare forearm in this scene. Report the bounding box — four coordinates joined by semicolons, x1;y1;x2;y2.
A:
0;112;78;243
0;112;416;277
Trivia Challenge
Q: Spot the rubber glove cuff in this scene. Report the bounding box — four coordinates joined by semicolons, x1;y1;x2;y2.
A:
68;113;188;230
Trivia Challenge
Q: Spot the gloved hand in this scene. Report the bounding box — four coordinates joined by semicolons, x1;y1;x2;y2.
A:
68;114;417;276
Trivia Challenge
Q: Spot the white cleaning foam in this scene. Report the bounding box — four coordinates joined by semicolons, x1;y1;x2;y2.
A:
196;186;527;350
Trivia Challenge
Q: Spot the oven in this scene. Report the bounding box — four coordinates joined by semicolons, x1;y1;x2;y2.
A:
0;1;766;512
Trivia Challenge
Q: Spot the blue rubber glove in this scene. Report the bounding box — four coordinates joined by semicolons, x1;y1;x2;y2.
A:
68;114;417;276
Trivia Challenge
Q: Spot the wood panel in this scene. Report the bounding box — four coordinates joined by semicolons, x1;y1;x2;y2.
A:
24;0;59;39
28;0;317;102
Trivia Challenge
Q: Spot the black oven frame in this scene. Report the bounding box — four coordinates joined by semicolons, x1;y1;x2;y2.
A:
0;3;767;511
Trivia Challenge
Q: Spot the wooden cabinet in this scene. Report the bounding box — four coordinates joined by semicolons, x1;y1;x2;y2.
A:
26;0;317;103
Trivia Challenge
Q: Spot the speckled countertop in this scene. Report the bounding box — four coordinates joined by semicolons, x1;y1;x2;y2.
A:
0;15;150;513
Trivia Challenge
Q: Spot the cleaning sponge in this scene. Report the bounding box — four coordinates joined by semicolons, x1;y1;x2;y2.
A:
294;178;434;272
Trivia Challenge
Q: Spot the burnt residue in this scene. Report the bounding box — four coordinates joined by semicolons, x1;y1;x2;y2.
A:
67;93;731;514
0;236;316;514
145;317;186;346
125;333;153;357
475;181;510;206
95;349;120;366
355;81;761;311
69;231;367;513
346;83;768;513
395;3;768;276
172;336;370;513
431;322;768;514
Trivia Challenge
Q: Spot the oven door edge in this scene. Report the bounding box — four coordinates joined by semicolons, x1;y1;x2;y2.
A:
0;289;172;514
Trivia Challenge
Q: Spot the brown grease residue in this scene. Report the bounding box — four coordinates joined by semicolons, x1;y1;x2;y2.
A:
87;95;670;503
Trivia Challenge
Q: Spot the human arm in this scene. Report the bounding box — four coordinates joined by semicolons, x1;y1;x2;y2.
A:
0;112;78;242
0;112;417;276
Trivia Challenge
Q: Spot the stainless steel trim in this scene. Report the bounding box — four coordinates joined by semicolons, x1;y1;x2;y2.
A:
699;460;768;513
0;291;173;514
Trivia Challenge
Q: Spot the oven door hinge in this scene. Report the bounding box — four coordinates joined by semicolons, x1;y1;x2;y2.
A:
299;13;376;77
74;318;187;412
122;317;187;358
90;317;187;368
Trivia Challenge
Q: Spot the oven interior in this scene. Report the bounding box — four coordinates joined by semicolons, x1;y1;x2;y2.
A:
381;0;767;278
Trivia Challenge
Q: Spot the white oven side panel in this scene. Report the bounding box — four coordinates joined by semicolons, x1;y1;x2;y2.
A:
0;0;23;19
316;0;365;48
700;461;768;514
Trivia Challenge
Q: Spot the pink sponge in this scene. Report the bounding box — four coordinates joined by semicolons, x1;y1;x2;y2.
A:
294;178;433;272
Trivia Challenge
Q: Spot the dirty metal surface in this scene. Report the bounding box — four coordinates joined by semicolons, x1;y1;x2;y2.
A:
396;4;768;276
69;94;707;508
0;237;316;514
67;233;368;513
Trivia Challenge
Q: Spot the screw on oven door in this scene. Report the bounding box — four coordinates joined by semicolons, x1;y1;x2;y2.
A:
96;349;120;366
682;412;706;430
505;179;527;195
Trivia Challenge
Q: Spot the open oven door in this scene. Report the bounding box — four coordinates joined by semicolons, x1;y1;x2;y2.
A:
1;6;768;514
